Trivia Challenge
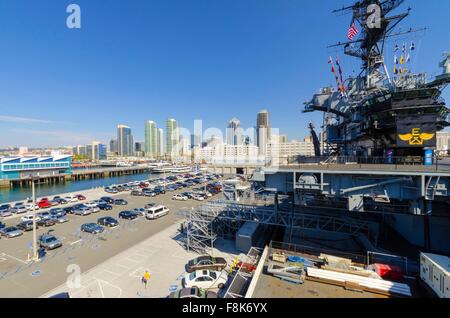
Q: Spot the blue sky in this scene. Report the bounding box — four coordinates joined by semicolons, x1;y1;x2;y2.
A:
0;0;449;147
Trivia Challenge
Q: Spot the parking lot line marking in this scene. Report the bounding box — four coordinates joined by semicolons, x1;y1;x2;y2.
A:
70;239;82;245
1;253;29;265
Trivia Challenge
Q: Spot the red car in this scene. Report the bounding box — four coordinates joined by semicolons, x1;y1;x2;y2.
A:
76;194;86;200
38;198;51;209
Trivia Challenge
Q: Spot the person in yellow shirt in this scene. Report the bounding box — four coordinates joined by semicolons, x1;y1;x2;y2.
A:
142;270;151;289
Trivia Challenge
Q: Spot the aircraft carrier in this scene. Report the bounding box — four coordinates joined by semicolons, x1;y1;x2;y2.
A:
186;1;450;268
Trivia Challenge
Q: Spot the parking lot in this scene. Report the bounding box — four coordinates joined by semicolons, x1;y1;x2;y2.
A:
0;173;224;297
42;221;240;298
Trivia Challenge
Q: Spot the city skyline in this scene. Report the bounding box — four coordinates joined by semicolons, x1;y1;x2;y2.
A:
2;1;449;148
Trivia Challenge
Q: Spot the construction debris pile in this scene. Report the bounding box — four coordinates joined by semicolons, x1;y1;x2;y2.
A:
268;250;412;297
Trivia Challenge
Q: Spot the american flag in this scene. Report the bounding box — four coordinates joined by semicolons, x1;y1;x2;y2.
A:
347;22;359;40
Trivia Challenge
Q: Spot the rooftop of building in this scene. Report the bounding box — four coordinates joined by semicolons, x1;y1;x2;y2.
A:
0;155;72;164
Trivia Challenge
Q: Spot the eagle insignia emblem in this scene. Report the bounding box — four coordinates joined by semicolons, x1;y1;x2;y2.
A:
398;128;435;145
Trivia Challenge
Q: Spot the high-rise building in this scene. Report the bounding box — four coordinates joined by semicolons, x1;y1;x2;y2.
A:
257;109;271;155
158;128;164;156
88;141;107;161
109;139;118;154
144;120;158;157
135;141;144;152
226;118;242;146
117;124;134;157
165;118;179;158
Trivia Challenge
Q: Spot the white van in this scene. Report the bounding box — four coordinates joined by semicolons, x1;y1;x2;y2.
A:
146;205;170;220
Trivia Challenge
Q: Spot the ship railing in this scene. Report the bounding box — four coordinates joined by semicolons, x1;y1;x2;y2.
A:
286;155;450;171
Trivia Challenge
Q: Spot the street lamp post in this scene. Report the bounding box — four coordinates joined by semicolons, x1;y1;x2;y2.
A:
31;178;39;261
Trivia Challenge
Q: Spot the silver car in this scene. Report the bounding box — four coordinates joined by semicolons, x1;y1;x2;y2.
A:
39;233;63;250
12;204;28;214
0;226;23;238
52;214;69;224
73;207;92;216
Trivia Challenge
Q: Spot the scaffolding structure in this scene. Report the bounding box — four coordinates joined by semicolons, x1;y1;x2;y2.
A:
180;199;373;255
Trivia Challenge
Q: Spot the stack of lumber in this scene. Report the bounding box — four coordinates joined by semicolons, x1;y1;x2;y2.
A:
322;265;381;279
306;267;412;297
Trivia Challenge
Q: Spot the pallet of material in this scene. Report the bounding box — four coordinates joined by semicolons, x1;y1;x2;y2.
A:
306;267;412;297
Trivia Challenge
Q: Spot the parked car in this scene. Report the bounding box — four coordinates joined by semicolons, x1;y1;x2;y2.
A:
53;197;68;205
85;202;100;213
63;206;76;214
64;195;78;203
172;194;188;201
143;191;156;197
81;223;104;234
52;214;69;224
146;205;169;220
104;187;118;194
192;194;205;201
21;214;41;222
0;210;13;218
0;226;24;238
17;220;37;232
100;196;114;204
11;203;28;214
97;217;119;228
37;218;56;227
168;287;218;299
181;192;194;199
186;256;227;273
131;190;143;196
25;203;39;211
118;211;139;220
39;232;63;250
153;187;166;195
49;208;65;217
132;208;147;217
114;199;128;205
0;222;5;229
38;199;51;209
76;194;86;200
182;270;227;290
98;203;113;211
73;206;92;216
37;211;51;220
0;204;11;214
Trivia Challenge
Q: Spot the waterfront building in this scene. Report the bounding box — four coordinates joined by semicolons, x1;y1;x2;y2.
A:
144;120;159;158
72;145;87;157
194;144;260;164
226;118;243;146
257;109;271;155
0;155;72;181
117;124;134;157
165;118;179;158
266;139;315;165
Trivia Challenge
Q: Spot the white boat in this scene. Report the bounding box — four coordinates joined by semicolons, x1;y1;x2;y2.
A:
152;166;173;174
170;166;192;173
